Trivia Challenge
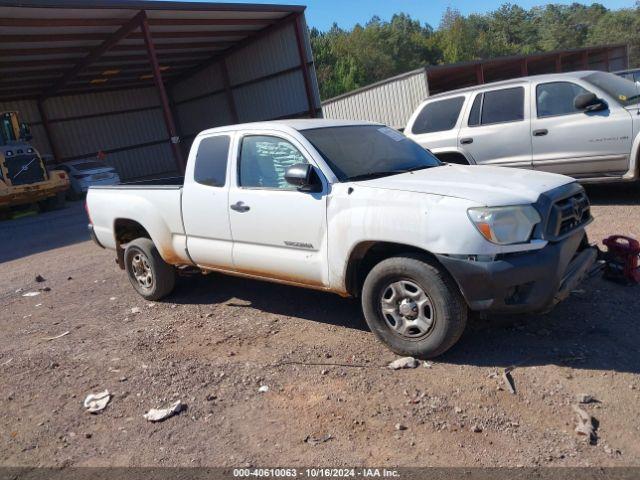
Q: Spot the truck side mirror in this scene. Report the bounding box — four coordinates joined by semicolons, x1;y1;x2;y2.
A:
284;163;321;192
574;92;607;112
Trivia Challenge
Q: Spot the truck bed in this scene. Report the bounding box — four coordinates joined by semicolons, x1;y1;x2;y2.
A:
87;177;190;264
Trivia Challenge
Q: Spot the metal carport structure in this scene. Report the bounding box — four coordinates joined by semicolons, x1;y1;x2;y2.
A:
0;0;320;180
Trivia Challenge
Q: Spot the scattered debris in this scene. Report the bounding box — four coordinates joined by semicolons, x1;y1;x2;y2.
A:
35;275;46;283
109;297;116;301
471;425;482;433
387;357;419;370
67;276;73;281
42;331;70;341
454;406;463;414
304;434;333;445
572;404;597;444
15;288;23;294
423;361;433;368
1;358;13;366
576;393;597;404
502;367;516;394
143;400;183;422
394;423;407;431
39;286;51;292
131;307;141;314
258;385;269;393
83;390;111;413
22;291;40;297
35;303;42;307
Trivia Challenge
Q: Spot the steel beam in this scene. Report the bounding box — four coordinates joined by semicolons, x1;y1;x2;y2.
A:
139;11;185;173
37;100;61;163
293;13;316;118
41;11;145;99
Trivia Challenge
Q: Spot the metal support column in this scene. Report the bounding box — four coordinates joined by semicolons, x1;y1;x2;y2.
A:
475;64;484;84
36;100;61;163
139;11;185;173
293;13;316;118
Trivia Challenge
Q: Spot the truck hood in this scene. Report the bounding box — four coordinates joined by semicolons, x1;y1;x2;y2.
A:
354;164;573;206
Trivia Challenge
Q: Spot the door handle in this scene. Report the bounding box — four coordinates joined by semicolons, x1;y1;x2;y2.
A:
460;137;473;145
230;201;250;213
533;129;548;137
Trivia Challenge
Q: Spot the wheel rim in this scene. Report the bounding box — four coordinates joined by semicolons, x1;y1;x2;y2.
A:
131;252;153;290
380;279;435;339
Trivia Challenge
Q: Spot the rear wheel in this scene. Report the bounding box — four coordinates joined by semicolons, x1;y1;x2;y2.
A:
361;254;467;358
124;238;176;300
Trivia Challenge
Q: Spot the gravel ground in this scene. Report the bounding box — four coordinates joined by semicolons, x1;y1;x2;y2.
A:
0;185;639;468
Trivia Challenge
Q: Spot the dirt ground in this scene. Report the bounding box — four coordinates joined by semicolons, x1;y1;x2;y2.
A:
1;184;639;468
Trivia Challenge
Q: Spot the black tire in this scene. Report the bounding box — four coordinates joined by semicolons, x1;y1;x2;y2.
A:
124;238;176;301
361;254;467;358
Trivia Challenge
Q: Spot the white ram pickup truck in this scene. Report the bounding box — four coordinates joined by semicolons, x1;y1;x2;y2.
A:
87;120;597;357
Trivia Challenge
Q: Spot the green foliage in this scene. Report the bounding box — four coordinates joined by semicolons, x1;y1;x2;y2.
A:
311;2;640;100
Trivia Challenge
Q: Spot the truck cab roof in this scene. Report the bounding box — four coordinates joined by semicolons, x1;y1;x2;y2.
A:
197;119;382;137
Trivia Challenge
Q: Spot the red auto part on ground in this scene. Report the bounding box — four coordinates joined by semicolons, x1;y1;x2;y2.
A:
602;235;640;284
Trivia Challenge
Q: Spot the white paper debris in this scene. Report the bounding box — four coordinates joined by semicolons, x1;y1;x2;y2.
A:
42;331;70;341
387;357;419;370
143;400;183;422
22;291;40;297
258;385;269;393
84;390;111;413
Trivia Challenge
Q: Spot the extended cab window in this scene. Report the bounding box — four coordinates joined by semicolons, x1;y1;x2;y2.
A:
238;135;307;189
536;82;590;117
468;87;524;126
412;97;465;135
194;135;230;187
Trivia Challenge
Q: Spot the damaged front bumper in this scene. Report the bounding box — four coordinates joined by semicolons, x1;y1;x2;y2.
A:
437;230;597;314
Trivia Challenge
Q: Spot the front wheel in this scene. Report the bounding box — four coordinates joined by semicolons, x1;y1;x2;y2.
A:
124;238;176;300
361;254;467;358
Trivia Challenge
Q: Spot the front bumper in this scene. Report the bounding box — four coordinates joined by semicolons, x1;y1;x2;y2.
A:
437;231;597;313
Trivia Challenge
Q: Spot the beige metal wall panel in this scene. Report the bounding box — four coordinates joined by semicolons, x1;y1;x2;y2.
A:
322;69;428;130
226;23;300;86
171;63;225;104
44;87;160;119
49;109;166;159
234;70;308;122
104;142;176;181
176;92;232;138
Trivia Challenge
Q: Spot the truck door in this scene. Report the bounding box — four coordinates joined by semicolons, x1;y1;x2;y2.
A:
182;133;234;269
530;80;632;177
227;131;328;287
456;85;533;168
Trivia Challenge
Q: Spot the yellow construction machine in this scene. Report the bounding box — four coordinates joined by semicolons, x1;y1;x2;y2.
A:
0;111;69;212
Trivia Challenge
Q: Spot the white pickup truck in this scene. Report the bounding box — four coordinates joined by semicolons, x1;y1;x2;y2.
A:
87;120;597;357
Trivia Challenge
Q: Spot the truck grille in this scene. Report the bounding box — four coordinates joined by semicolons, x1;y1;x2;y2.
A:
546;191;591;239
4;154;46;186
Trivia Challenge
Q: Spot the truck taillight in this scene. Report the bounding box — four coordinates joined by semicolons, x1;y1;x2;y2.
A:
58;172;67;179
85;201;92;225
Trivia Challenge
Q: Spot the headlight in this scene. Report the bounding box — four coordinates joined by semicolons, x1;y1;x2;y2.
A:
467;205;541;245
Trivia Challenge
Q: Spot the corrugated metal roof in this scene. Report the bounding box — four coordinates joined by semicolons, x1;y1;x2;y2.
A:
0;0;305;101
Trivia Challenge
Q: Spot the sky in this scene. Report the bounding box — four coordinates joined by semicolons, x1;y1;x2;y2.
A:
225;0;636;30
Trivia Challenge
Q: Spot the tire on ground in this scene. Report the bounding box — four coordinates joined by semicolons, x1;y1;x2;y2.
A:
124;237;176;301
361;254;467;358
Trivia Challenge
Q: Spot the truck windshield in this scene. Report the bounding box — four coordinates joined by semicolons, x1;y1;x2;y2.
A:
0;113;18;146
302;125;441;182
584;71;640;106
